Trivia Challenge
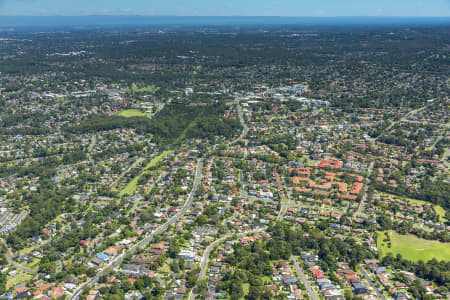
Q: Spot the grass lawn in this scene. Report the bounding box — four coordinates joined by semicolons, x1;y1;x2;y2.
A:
242;283;250;297
119;150;173;196
434;205;447;222
54;215;64;223
115;109;151;118
119;176;140;196
7;273;34;289
144;150;172;170
19;246;34;256
378;231;450;262
24;259;40;270
159;263;171;274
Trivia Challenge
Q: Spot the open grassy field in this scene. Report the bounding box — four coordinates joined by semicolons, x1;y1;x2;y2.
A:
434;205;447;222
119;150;172;196
19;246;34;256
7;273;33;289
119;176;140;197
144;150;172;169
378;231;450;262
159;263;171;274
114;109;151;118
242;283;250;297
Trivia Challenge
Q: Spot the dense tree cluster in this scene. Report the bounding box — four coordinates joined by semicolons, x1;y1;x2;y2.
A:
64;101;241;146
218;223;375;299
374;178;450;211
381;254;450;293
7;180;71;250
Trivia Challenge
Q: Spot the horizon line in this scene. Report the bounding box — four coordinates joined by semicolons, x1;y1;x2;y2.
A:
1;15;450;18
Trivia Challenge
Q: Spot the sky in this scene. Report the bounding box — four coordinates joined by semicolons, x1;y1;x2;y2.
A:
0;0;449;17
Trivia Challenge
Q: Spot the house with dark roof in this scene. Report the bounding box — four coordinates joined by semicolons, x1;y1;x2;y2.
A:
352;282;368;295
371;266;386;274
329;223;341;230
393;292;409;300
15;291;31;300
282;276;298;285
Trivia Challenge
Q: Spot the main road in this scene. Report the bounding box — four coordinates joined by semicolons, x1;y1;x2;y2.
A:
70;158;204;300
230;98;249;145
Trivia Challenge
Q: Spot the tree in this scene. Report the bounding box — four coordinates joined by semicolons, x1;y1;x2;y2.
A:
120;280;133;292
247;285;264;300
134;278;145;291
0;272;6;295
168;241;180;258
198;279;208;297
230;280;244;300
378;215;393;230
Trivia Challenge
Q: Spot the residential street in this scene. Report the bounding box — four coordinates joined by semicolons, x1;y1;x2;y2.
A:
374;102;433;142
70;158;204;300
291;256;319;300
189;227;267;300
358;264;387;300
0;20;448;300
355;161;375;217
1;239;37;275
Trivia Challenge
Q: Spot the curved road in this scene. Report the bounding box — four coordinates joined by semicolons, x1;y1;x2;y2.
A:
1;239;37;275
187;234;232;300
188;227;267;300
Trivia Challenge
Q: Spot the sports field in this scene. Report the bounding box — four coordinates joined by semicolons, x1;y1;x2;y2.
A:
378;231;450;262
114;109;151;118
